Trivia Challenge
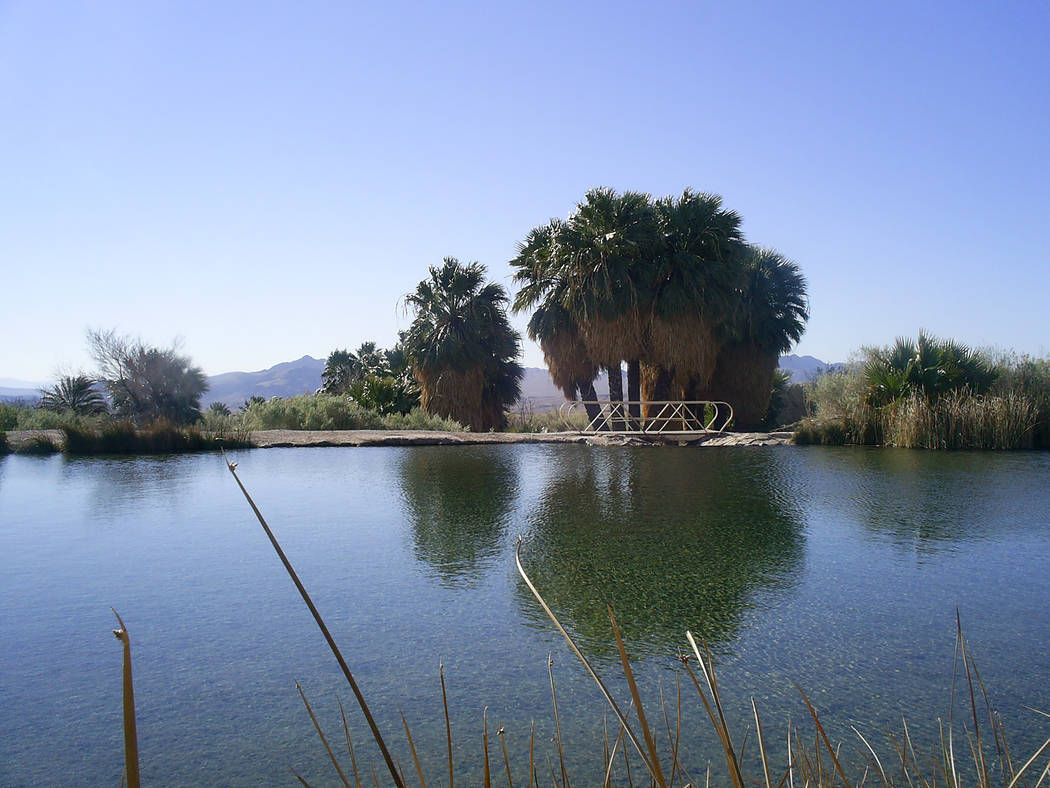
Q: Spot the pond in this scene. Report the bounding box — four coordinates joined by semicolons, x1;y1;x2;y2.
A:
1;445;1049;785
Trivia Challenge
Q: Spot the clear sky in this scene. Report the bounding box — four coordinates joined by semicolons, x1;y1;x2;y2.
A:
2;0;1047;382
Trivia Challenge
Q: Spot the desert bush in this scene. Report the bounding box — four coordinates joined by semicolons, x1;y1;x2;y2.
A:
243;394;387;431
380;407;464;431
243;395;465;432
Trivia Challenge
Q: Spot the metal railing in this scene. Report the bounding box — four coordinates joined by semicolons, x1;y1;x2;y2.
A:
560;400;734;434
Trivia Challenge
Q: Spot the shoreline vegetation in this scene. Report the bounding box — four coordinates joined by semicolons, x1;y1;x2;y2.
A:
794;336;1050;450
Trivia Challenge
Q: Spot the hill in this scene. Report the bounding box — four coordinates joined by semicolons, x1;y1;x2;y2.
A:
778;354;842;382
203;355;325;407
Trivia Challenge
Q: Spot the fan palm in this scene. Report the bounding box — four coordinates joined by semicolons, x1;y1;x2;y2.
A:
39;375;108;415
512;222;602;423
696;246;809;429
642;190;745;405
404;258;523;431
864;330;996;407
512;189;655;427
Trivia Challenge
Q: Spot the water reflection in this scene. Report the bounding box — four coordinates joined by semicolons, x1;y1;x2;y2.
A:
799;448;1050;551
397;446;519;587
59;454;197;522
516;447;805;659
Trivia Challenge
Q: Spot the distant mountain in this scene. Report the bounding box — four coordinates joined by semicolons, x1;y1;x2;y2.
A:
778;354;843;383
0;387;41;404
189;352;840;410
203;355;325;407
0;378;44;403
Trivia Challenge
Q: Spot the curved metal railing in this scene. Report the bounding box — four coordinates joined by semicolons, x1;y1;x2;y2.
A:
559;400;734;434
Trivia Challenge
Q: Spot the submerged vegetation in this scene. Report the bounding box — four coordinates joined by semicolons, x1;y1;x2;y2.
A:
795;334;1050;449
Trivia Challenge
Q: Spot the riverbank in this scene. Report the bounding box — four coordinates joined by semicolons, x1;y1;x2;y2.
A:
3;428;795;452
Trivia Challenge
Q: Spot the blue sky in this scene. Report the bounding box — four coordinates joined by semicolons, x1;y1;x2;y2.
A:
2;0;1047;381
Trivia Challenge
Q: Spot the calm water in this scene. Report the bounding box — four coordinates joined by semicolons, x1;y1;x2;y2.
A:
1;445;1049;785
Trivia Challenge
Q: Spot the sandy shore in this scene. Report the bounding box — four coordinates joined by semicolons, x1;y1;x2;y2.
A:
3;428;795;451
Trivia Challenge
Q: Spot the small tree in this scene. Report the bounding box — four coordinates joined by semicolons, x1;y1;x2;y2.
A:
88;329;209;425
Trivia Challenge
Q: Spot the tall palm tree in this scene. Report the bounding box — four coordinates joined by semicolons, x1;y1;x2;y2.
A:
39;375;108;415
696;246;809;429
642;190;745;406
404;258;523;431
512;189;655;427
560;188;655;422
511;222;602;424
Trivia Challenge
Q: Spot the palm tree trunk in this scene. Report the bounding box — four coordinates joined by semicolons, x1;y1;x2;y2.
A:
578;381;604;430
627;359;641;427
606;364;624;430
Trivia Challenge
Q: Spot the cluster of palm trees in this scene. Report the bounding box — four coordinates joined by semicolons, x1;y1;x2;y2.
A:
401;188;808;432
511;187;809;429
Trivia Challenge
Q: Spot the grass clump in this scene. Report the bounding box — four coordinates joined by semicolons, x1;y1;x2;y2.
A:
62;420;250;455
12;433;62;455
504;400;588;432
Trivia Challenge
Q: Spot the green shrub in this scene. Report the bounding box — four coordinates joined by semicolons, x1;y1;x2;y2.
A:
15;407;97;430
380;407;465;431
0;402;20;430
243;395;464;432
0;431;9;454
244;394;386;431
199;408;248;433
793;417;847;445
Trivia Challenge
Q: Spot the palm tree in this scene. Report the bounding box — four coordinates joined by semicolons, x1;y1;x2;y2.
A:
696;246;809;429
511;222;603;425
39;375;108;415
560;188;655;422
642;190;745;406
864;330;996;407
404;258;523;431
321;342;390;395
512;189;655;427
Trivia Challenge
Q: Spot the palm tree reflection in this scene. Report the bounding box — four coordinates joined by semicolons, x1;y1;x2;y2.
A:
516;447;805;660
398;446;519;587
